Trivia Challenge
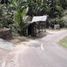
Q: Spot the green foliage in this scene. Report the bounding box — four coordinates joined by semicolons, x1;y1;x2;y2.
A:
14;7;28;34
59;37;67;48
62;15;67;27
0;0;28;35
27;0;49;16
0;0;67;36
48;0;63;18
0;4;13;28
49;18;64;28
11;0;28;35
60;0;67;9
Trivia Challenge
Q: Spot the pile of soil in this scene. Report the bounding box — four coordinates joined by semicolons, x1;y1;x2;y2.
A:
0;28;12;40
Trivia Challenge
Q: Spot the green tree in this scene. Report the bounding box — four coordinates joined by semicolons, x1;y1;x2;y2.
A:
27;0;49;16
60;0;67;9
47;0;63;18
11;0;28;35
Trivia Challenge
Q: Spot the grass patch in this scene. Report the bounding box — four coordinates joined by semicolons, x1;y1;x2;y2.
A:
59;37;67;48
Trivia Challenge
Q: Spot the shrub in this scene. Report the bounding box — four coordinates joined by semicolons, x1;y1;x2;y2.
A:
62;15;67;27
49;18;64;28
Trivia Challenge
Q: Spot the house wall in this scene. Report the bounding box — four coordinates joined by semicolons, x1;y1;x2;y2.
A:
27;22;46;37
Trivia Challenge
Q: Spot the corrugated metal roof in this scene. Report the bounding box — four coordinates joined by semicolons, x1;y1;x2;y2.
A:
32;15;48;22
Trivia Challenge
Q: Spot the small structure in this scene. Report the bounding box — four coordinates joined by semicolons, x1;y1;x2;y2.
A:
23;15;48;37
54;24;60;30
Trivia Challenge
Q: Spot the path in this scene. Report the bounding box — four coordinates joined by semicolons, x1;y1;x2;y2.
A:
0;39;14;67
3;29;67;67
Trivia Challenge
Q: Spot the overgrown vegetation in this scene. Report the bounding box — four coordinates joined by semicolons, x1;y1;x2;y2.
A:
0;0;67;36
59;37;67;48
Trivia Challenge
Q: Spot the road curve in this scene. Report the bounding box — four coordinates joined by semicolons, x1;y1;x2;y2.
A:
4;29;67;67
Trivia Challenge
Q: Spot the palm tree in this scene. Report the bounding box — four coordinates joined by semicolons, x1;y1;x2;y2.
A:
27;0;48;16
60;0;67;9
10;0;28;35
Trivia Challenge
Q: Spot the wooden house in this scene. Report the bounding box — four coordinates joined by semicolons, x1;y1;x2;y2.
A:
23;15;48;37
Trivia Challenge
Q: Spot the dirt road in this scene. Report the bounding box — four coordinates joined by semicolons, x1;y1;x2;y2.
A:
3;29;67;67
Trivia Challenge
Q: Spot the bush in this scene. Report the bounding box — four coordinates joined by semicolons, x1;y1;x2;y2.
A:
0;4;13;28
62;15;67;27
49;18;64;28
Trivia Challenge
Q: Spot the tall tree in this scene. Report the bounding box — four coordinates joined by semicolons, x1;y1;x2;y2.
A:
10;0;28;35
60;0;67;9
47;0;63;18
27;0;48;16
